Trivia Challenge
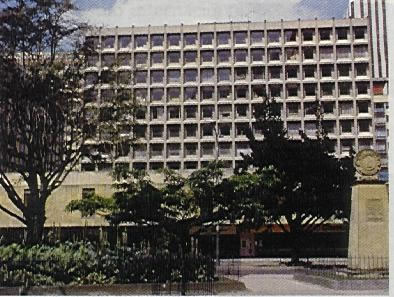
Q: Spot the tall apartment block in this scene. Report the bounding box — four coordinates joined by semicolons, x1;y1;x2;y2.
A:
348;0;389;180
83;18;377;175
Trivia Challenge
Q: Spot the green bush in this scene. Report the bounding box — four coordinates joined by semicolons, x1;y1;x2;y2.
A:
0;241;213;287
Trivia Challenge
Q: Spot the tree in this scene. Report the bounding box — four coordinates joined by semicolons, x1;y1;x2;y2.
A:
240;97;354;262
0;0;92;244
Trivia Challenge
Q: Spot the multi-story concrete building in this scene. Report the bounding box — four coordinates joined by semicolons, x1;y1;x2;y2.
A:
347;0;389;180
83;18;375;173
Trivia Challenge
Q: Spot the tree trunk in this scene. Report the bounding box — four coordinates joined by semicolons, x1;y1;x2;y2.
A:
24;198;47;245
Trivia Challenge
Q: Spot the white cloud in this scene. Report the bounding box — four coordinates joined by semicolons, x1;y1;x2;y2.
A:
78;0;325;28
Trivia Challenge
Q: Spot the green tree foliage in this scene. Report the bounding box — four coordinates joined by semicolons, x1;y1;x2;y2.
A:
0;0;91;244
240;97;354;262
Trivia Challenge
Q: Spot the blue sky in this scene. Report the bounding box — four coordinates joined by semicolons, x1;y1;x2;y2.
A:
74;0;349;27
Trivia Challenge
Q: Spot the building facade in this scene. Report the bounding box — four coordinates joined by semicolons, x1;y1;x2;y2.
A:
347;0;389;180
83;18;376;173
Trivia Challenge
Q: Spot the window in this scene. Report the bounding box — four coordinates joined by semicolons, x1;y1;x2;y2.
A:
234;31;247;45
118;71;130;84
269;67;281;80
358;101;369;114
101;89;114;102
375;126;387;138
286;48;299;61
135;106;146;120
303;47;315;60
236;105;248;118
322;102;335;114
336;28;348;40
321;83;334;97
200;33;213;46
320;47;333;60
85;37;99;50
135;53;148;66
134;125;146;139
219;124;231;137
100;71;114;84
118;36;131;48
269;85;282;98
150;144;163;158
268;49;281;62
235;86;248;99
235;68;248;80
303;66;316;79
185;125;197;138
356;83;369;95
184;106;197;119
375;140;387;153
287;84;299;97
184;51;197;64
201;51;214;64
354;27;366;39
218;68;231;82
102;36;115;49
168;34;180;47
135;35;148;48
201;143;214;156
354;45;368;58
151;106;164;120
201;69;214;83
85;72;98;86
319;29;331;41
167;88;180;101
321;65;333;78
251;31;264;44
185;161;198;169
201;106;214;118
322;121;336;134
167;126;180;139
305;122;317;135
286;66;298;79
151;88;164;102
217;50;231;63
84;89;97;103
252;67;264;80
251;49;264;62
219;143;231;155
304;84;316;97
285;30;297;42
87;55;99;67
236;143;251;157
168;106;180;119
337;46;351;59
218;86;232;100
218;105;232;119
252;86;265;99
287;122;301;136
102;54;115;67
338;64;351;77
358;120;371;133
184;87;197;100
234;50;247;63
168;52;180;64
151;70;164;84
133;145;147;158
201;86;214;100
339;83;352;96
217;32;230;46
184;33;197;46
118;54;130;66
358;139;372;150
268;31;281;43
287;103;300;116
151;126;163;138
135;71;147;84
340;139;354;154
151;34;164;47
339;102;353;115
135;89;147;101
340;121;353;133
302;29;314;42
355;64;368;76
236;124;249;137
184;69;198;82
201;124;214;137
304;102;317;116
167;70;181;83
185;143;197;156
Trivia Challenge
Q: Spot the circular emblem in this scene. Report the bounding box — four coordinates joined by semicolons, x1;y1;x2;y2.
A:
354;149;381;177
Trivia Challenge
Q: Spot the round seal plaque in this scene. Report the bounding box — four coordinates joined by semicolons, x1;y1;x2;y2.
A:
354;149;381;178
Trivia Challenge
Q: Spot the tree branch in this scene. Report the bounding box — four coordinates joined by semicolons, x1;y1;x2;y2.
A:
0;204;26;225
